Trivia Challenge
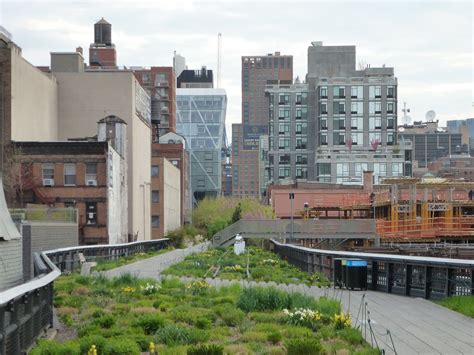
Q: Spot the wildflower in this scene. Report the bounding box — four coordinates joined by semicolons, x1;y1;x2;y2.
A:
121;286;136;293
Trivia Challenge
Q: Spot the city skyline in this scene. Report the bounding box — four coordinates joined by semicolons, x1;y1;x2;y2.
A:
1;0;472;140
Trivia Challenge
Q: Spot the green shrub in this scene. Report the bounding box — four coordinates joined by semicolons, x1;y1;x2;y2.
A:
188;328;211;344
267;331;282;345
195;317;212;329
214;304;245;326
187;344;224;355
74;275;91;285
155;325;191;346
439;295;474;318
77;323;101;337
103;337;141;355
338;327;364;345
285;338;323;355
59;314;74;327
91;308;106;318
93;314;115;329
30;340;80;355
237;287;289;312
130;334;153;351
111;273;140;287
79;335;107;354
134;314;166;335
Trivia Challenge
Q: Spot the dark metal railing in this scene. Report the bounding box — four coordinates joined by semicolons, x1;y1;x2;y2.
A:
0;239;169;354
271;239;474;300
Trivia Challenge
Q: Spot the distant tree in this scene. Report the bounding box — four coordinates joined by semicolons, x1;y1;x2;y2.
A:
2;144;34;207
231;202;242;224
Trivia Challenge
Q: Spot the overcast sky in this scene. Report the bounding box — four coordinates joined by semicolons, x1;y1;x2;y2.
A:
1;0;472;139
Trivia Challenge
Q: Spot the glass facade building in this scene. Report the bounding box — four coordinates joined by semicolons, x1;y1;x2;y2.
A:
176;88;227;204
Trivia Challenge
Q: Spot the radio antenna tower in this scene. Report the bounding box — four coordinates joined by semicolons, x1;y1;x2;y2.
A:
217;33;222;88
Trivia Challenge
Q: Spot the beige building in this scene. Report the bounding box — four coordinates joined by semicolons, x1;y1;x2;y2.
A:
151;157;181;238
51;52;151;240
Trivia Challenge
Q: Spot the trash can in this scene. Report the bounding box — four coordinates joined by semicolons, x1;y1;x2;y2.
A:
345;259;368;290
333;258;344;287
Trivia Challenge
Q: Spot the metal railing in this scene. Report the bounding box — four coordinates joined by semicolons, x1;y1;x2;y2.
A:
271;239;474;300
0;239;169;354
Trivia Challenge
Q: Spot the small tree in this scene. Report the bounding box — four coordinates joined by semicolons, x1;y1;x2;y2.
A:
231;202;242;224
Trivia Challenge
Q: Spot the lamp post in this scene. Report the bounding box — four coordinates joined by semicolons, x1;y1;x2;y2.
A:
289;193;295;240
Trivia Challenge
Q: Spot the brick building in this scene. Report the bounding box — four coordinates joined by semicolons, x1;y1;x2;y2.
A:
10;117;128;245
133;66;176;139
89;18;117;68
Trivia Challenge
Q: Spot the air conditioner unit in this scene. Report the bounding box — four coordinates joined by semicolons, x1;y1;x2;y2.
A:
43;179;54;186
86;179;97;186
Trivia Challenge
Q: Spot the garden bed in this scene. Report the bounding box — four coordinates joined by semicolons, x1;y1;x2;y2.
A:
438;295;474;318
161;247;330;287
33;273;377;354
94;248;172;272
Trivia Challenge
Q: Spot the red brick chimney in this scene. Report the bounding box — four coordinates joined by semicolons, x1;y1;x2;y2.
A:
363;170;374;193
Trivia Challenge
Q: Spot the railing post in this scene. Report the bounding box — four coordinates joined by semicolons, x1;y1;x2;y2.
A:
371;261;378;290
425;266;432;300
446;268;454;297
406;264;412;296
471;268;474;296
387;263;393;293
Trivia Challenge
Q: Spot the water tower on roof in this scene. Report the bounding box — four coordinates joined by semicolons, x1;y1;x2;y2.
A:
94;17;112;46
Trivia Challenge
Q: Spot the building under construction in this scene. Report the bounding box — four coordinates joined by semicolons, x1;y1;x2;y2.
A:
269;171;474;243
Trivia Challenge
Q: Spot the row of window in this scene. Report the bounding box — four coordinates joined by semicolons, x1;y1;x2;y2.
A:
274;137;308;150
269;93;308;106
272;122;308;135
320;132;395;146
42;163;97;186
320;85;395;99
317;162;403;177
319;116;395;130
319;101;395;115
272;167;309;179
272;107;308;120
269;154;308;165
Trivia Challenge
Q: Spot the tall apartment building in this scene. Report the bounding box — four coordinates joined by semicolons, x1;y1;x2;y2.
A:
176;88;227;204
173;53;186;79
89;18;117;68
233;52;293;198
266;42;412;187
133;67;176;139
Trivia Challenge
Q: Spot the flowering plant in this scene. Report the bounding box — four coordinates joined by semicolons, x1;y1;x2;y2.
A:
332;312;351;329
283;308;321;330
185;280;211;295
223;265;244;272
121;286;136;293
261;259;279;265
141;282;160;295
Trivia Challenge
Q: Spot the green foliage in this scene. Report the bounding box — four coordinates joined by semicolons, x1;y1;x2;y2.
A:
438;295;474;318
214;304;245;326
267;330;282;344
167;225;199;248
285;337;323;355
187;344;224;355
30;340;80;355
155;325;192;346
79;335;107;354
134;314;166;335
195;317;212;329
95;248;171;271
231;203;242;223
92;314;116;329
103;337;141;355
338;327;364;345
237;287;289;312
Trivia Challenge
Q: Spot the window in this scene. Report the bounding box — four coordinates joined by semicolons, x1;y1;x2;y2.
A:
387;116;395;129
351;86;363;99
387;132;395;145
296;167;308;179
64;163;76;185
318;163;331;176
205;153;213;160
278;167;291;179
197;178;205;188
369;102;382;114
296;137;307;149
369;86;382;98
85;202;97;225
333;101;345;114
279;154;290;165
337;163;349;177
374;163;387;176
320;133;328;145
42;163;54;185
278;138;290;150
269;94;274;106
334;132;345;145
205;166;213;174
369;132;382;143
296;92;307;105
279;123;290;134
392;163;402;176
171;160;179;167
334;117;345;130
278;108;290;119
152;215;160;228
333;86;345;98
151;165;160;177
85;163;97;184
296;154;308;164
295;122;307;134
351;117;363;129
387;102;395;114
320;118;328;130
152;191;160;203
278;94;290;105
64;201;75;209
387;86;395;98
142;73;150;83
351;132;363;145
355;163;368;177
319;102;328;115
295;107;307;120
197;125;206;134
320;86;328;98
351;102;363;114
369;116;382;130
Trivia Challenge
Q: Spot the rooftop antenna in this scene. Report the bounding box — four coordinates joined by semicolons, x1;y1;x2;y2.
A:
217;33;222;88
401;102;412;125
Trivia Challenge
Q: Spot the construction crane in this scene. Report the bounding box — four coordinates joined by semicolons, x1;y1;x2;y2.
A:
217;33;222;88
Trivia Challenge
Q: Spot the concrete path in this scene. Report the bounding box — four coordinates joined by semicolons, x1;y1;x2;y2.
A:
102;245;474;355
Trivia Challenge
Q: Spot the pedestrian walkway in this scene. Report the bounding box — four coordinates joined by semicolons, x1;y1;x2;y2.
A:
103;245;474;355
